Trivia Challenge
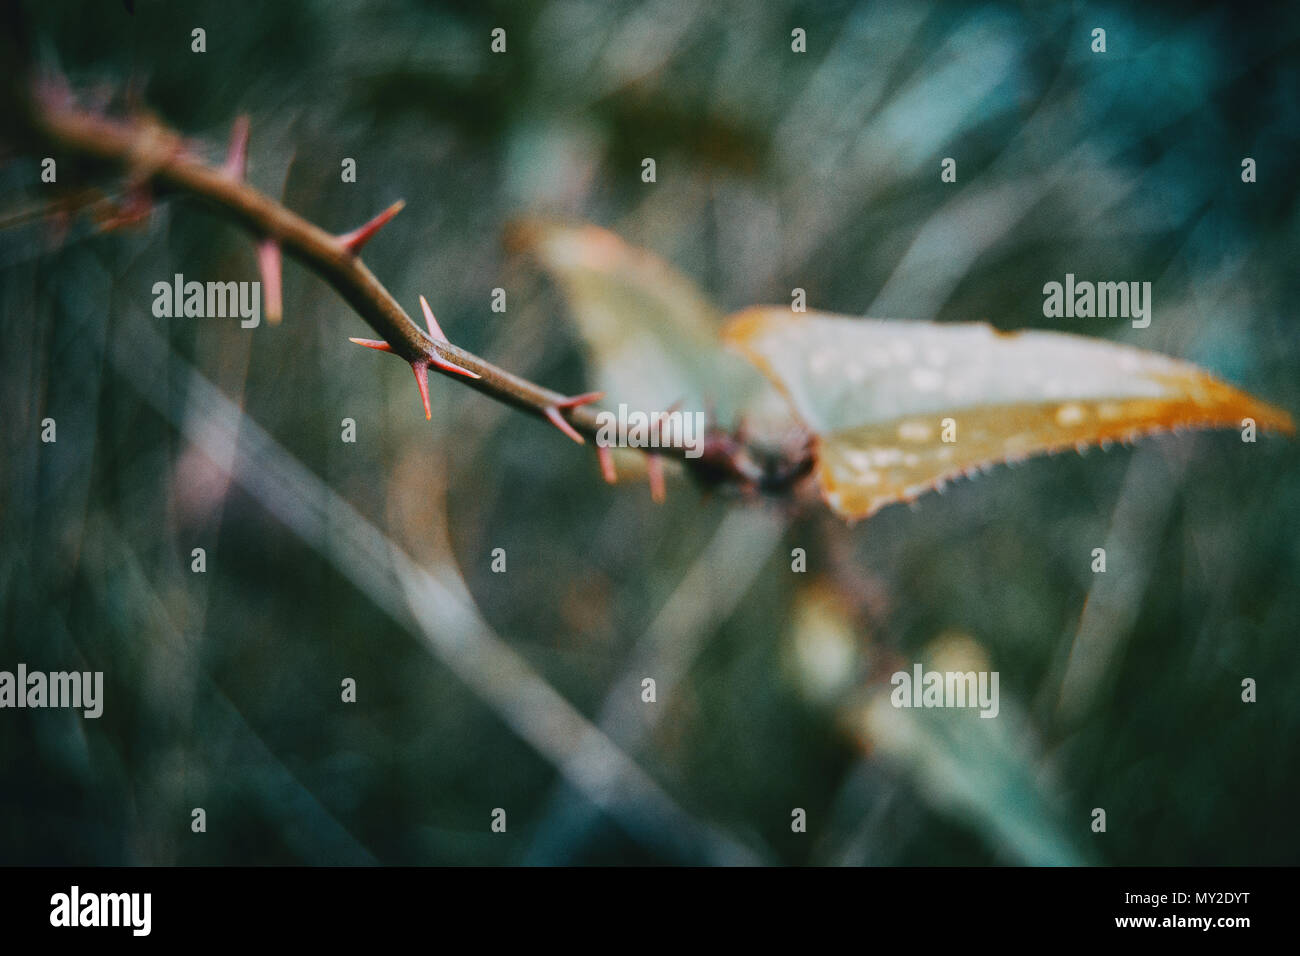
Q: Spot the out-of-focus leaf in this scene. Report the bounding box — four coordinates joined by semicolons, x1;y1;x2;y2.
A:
724;308;1294;521
855;632;1090;866
787;580;861;705
508;221;782;431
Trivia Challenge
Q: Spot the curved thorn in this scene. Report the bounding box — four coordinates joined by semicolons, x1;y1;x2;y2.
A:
338;200;405;254
257;238;282;324
411;360;432;420
418;295;448;341
596;444;617;484
545;406;585;445
646;455;666;504
223;115;250;180
349;337;393;352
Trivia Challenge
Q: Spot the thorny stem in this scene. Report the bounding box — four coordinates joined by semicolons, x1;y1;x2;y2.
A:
16;79;816;496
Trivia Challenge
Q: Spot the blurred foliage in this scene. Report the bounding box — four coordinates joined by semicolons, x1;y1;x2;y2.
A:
1;0;1298;865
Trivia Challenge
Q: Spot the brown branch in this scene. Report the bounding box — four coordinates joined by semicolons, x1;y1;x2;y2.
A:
16;79;822;500
20;81;685;459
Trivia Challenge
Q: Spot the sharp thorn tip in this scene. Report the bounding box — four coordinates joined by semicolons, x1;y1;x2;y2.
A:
411;361;432;420
596;444;617;484
418;295;449;342
647;455;666;504
338;200;405;253
555;391;604;409
545;406;585;444
349;337;393;352
257;238;282;323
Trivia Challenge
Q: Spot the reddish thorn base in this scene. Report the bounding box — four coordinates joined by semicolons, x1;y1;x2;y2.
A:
429;353;481;380
416;296;479;378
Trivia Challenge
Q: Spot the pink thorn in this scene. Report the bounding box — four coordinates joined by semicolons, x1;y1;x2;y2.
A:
653;399;683;446
646;455;666;504
411;361;432;420
223;115;250;180
555;391;605;409
596;444;617;484
338;200;405;254
418;295;448;341
417;296;480;379
98;182;153;232
543;389;602;444
429;353;481;380
348;337;394;352
258;238;282;324
545;406;585;445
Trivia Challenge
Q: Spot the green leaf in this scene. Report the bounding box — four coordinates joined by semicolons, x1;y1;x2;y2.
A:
724;308;1294;521
509;221;780;430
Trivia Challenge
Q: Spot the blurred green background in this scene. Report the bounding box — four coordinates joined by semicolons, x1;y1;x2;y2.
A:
1;0;1298;865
